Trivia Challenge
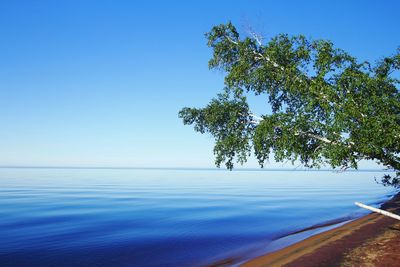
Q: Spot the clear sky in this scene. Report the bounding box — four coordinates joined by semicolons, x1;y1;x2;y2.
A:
0;0;399;168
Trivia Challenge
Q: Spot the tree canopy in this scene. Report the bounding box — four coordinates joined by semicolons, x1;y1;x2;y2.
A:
179;22;400;186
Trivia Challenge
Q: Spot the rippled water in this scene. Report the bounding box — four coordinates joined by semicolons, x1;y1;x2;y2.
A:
0;168;394;267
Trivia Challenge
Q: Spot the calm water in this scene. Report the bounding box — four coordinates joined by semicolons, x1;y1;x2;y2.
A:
0;168;395;267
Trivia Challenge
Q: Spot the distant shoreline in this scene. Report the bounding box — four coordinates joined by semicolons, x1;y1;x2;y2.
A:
241;192;400;267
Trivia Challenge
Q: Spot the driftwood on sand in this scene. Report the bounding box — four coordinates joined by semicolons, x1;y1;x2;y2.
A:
355;202;400;221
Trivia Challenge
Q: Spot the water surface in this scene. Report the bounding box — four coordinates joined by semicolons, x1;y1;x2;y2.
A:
0;168;394;266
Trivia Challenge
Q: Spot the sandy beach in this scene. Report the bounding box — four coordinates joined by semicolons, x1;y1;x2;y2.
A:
242;192;400;267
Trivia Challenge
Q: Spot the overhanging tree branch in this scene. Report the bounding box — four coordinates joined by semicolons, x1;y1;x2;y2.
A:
181;22;400;187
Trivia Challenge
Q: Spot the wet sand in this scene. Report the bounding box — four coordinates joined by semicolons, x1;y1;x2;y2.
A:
242;192;400;267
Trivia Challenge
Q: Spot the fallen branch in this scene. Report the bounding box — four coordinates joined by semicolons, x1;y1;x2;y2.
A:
355;202;400;221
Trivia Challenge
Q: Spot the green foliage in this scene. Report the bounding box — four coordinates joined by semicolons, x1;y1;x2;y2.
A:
179;92;254;169
179;22;400;186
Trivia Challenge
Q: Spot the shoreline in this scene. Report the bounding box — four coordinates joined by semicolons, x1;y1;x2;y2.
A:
241;191;400;267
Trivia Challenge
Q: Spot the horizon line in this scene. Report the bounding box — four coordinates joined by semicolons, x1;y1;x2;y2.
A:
0;165;390;172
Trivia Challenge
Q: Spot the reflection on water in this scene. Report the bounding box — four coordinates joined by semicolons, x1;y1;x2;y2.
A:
0;168;394;266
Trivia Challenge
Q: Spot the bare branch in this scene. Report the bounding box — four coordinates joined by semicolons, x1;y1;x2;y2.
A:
247;27;263;46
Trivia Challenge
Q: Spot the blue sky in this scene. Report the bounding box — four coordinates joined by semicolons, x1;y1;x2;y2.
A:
0;0;399;168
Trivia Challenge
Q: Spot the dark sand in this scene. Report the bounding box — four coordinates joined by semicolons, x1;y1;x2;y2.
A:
242;192;400;267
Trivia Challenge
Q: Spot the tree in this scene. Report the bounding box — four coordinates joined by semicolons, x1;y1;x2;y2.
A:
179;22;400;187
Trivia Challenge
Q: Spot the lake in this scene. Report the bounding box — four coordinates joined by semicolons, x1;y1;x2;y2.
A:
0;168;394;266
